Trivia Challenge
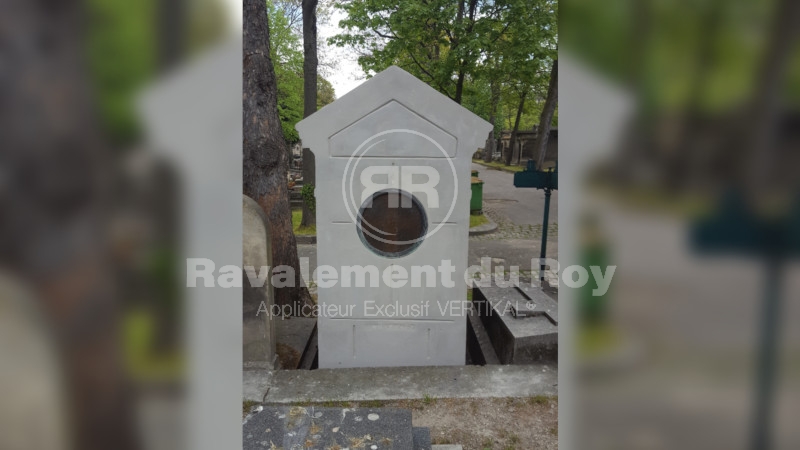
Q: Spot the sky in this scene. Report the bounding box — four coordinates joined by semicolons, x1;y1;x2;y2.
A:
225;0;365;99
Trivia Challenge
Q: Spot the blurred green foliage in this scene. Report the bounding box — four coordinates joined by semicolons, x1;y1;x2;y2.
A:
562;0;783;113
86;0;230;146
124;309;185;381
86;0;157;145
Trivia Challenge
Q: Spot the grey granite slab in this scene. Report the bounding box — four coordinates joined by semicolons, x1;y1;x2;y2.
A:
243;406;413;450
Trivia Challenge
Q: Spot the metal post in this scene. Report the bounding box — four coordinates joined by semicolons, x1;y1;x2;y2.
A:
539;187;551;282
751;255;782;450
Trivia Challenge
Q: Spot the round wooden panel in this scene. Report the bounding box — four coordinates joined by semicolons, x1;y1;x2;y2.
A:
357;189;427;257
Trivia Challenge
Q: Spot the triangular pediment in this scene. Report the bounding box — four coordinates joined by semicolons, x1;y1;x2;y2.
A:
296;66;491;159
329;100;456;157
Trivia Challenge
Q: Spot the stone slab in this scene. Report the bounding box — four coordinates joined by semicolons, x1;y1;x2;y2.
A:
474;286;558;364
243;406;413;450
257;364;556;404
466;312;500;365
514;284;558;323
243;369;273;403
413;427;432;450
243;195;276;368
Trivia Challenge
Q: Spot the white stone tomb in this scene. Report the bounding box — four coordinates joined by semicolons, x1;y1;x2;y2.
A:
296;66;491;368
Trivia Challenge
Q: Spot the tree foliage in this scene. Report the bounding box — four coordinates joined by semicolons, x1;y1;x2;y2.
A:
268;0;337;143
317;76;336;108
330;0;557;132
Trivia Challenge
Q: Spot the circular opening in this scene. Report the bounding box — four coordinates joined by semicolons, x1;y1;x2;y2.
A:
357;189;427;258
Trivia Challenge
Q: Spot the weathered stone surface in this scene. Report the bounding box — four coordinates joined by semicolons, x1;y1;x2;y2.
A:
257;364;556;404
474;286;558;364
243;407;414;450
413;427;432;450
243;195;276;369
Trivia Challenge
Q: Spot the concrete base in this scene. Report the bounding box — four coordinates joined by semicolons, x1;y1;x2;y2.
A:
474;286;558;364
243;364;556;403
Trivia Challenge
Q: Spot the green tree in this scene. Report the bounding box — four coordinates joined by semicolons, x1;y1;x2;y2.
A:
317;75;336;108
267;0;305;143
268;0;338;143
331;0;556;106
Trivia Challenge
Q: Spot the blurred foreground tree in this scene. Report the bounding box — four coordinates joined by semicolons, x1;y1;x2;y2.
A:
244;0;313;310
1;0;140;448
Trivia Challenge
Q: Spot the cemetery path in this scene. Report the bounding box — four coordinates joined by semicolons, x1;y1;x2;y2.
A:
473;162;558;227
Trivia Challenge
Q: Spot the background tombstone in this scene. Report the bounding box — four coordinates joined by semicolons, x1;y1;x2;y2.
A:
242;195;277;369
297;66;491;368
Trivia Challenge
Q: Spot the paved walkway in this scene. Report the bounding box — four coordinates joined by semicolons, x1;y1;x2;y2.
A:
474;163;558;228
469;164;558;284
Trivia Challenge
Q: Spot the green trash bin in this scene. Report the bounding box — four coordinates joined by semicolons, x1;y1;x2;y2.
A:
470;177;484;214
471;169;479;178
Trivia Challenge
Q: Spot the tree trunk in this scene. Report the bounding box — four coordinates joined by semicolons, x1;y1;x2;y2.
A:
244;0;312;311
483;80;499;163
535;60;558;170
669;1;722;189
505;91;527;166
454;68;465;105
1;2;139;449
300;0;318;228
159;0;185;69
746;0;800;192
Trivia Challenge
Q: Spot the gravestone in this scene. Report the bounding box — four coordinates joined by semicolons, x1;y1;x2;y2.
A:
296;66;491;368
242;195;277;369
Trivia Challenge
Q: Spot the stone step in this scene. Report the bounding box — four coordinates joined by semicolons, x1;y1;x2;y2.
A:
243;406;414;450
249;364;557;404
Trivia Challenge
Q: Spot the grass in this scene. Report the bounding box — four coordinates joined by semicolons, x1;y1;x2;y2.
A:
528;395;550;406
578;323;621;357
242;400;258;416
473;159;525;173
592;182;711;217
469;213;490;228
291;209;316;235
123;309;184;382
